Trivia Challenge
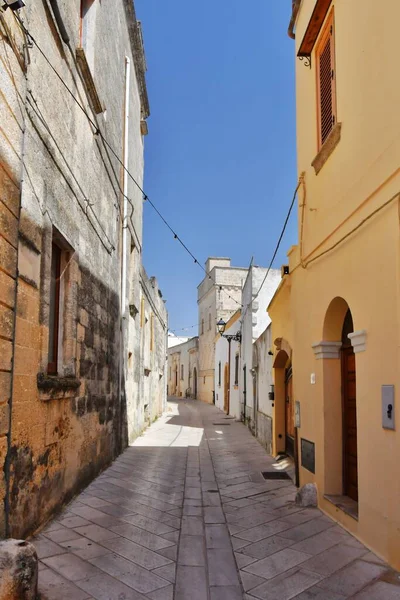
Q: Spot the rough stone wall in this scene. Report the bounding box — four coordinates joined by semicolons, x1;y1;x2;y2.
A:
0;9;26;537
0;0;150;538
138;268;167;429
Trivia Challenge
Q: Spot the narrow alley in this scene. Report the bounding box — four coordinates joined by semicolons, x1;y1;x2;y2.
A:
33;399;400;600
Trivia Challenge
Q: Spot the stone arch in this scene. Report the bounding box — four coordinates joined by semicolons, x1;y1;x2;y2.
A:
272;338;293;455
320;297;358;501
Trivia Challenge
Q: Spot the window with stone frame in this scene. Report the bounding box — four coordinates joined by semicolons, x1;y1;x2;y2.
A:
234;353;239;386
43;229;77;381
48;242;61;374
316;10;337;149
181;364;184;380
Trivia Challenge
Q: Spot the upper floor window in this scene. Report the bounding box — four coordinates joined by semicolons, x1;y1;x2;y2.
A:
208;313;212;331
48;242;62;374
218;361;221;387
181;364;184;380
201;318;204;335
234;354;239;386
316;10;336;148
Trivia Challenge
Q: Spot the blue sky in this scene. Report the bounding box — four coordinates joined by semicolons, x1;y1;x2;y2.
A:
136;0;297;335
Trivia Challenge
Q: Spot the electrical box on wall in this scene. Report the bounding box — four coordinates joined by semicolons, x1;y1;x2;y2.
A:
382;385;395;430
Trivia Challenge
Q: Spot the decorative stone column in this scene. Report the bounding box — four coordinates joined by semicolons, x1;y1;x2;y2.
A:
348;330;367;353
312;341;342;360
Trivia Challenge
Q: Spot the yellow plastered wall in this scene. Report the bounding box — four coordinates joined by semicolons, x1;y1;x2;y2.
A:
268;0;400;570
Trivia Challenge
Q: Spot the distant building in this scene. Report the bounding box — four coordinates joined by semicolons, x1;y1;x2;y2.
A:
240;267;280;428
214;310;241;418
167;337;199;398
168;332;190;349
197;258;247;404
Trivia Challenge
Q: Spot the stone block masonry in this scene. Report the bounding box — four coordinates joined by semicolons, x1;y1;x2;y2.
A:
0;0;164;544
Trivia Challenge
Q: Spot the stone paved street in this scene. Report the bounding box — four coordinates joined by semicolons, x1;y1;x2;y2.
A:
32;399;400;600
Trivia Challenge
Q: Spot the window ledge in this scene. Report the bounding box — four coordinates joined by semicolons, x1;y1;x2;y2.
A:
37;373;81;401
312;122;342;175
324;494;359;521
76;47;103;114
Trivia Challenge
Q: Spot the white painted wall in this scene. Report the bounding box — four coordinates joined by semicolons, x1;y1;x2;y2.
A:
197;258;247;404
167;337;199;398
214;316;241;418
240;267;280;427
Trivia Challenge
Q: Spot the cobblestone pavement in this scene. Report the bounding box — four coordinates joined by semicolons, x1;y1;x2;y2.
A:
32;399;400;600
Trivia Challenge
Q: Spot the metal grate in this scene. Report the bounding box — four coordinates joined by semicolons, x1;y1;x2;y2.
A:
262;471;292;481
212;423;231;426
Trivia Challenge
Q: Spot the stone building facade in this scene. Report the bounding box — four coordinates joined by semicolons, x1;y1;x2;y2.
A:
197;257;247;404
239;266;280;426
167;337;199;399
0;0;165;540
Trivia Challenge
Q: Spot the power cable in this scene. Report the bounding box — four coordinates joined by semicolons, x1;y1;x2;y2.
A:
241;175;303;319
14;14;215;281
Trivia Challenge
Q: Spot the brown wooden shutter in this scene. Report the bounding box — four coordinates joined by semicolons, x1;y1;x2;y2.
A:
316;12;336;148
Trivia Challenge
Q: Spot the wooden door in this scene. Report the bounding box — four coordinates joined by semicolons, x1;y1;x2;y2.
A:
224;364;229;413
285;369;295;457
342;347;358;501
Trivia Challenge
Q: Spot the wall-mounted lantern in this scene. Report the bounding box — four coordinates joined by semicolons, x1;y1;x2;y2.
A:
268;384;275;401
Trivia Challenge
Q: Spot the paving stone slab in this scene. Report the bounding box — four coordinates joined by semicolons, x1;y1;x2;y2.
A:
89;553;170;594
100;536;172;570
38;567;92;600
42;553;103;582
76;572;148;600
244;548;312;580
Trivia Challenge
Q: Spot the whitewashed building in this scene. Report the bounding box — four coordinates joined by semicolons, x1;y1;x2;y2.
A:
198;257;247;404
253;324;274;453
240;267;281;429
167;337;199;398
214;310;241;418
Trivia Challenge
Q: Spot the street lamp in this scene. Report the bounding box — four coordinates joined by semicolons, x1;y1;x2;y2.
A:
217;319;242;343
216;318;241;415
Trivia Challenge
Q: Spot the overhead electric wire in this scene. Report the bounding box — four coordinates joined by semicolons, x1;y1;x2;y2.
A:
241;175;303;319
14;14;218;281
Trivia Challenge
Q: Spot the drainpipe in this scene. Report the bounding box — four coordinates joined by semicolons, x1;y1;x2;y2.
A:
288;0;301;39
48;0;70;44
121;56;130;317
118;56;130;449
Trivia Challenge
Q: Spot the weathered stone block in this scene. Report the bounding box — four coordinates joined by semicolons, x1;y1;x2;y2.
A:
0;404;10;436
0;164;19;218
0;539;38;600
0;305;14;339
0;237;17;278
295;483;318;507
0;340;12;371
0;373;11;405
0;271;15;309
0;200;18;248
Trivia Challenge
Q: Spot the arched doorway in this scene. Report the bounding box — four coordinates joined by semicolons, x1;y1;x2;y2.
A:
285;366;295;458
322;298;358;503
193;367;197;399
341;309;358;501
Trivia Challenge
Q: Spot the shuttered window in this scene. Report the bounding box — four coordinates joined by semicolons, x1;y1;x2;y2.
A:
316;11;336;148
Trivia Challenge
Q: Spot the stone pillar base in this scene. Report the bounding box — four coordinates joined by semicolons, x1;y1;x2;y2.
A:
0;539;38;600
